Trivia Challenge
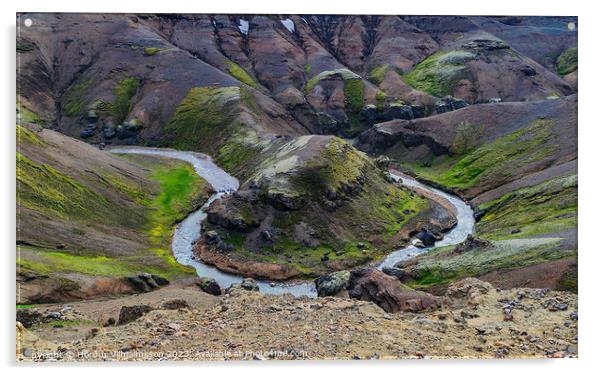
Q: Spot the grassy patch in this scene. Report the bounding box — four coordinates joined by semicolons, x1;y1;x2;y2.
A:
304;63;312;75
144;47;163;56
408;238;574;287
109;77;139;124
305;69;362;93
409;119;558;190
375;91;386;111
227;61;257;88
17;104;44;124
64;77;93;117
17;125;44;146
367;64;390;85
166;86;241;152
17;152;112;223
344;78;364;113
556;47;577;76
403;50;475;97
477;174;577;239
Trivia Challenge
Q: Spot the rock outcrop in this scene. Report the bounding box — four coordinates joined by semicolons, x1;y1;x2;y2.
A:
347;268;441;313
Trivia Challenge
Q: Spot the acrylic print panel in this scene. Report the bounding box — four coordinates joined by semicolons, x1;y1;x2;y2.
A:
16;13;578;361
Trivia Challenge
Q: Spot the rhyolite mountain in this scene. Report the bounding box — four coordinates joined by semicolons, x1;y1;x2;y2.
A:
17;13;577;301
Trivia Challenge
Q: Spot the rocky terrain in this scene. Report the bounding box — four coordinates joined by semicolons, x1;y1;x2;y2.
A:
16;13;577;360
17;278;577;361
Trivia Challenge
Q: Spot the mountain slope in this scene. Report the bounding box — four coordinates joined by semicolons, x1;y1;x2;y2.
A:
17;123;212;303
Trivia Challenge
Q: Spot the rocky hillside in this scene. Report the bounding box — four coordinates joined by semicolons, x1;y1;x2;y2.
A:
356;95;577;292
17;14;576;143
17;123;212;303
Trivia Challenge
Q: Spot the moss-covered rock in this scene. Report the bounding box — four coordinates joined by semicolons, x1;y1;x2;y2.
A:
403;51;476;97
226;61;257;88
202;136;430;277
556;47;577;76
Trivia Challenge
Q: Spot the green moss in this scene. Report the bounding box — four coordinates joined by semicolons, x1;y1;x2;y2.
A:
304;63;312;75
367;64;390;85
16;125;44;146
17;152;111;223
64;77;93;117
109;77;139;124
556;47;577;76
17;103;44;124
144;47;162;56
436;119;557;189
408;238;574;287
557;261;577;293
375;90;386;111
477;174;577;239
166;86;241;152
403;51;475;97
344;78;364;113
16;304;36;309
213;138;428;276
305;69;362;93
17;250;148;277
217;134;261;174
226;61;257;88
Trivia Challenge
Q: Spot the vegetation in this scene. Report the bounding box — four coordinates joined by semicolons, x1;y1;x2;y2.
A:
209;138;428;276
109;77;140;124
166;86;241;151
227;61;257;88
144;47;162;56
17;103;44;125
476;174;577;239
403;119;557;191
407;238;574;287
403;51;475;97
367;64;390;85
556;47;577;76
305;69;362;93
17;124;44;146
64;77;93;117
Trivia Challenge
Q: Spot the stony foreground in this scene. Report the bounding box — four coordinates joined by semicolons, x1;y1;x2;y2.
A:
17;278;577;361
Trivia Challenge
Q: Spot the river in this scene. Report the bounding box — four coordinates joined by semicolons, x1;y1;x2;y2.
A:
109;147;474;298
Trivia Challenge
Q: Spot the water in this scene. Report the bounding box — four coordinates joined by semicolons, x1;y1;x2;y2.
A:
109;147;474;297
376;172;475;269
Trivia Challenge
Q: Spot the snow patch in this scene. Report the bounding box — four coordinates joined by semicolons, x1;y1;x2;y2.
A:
238;19;249;35
281;18;295;33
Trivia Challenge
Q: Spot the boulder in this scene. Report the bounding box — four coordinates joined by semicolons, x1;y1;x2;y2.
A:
16;309;43;328
382;267;410;282
195;277;222;296
435;96;468;114
162;299;190;310
453;234;492;254
79;124;96;139
415;228;438;246
347;268;440;313
124;273;169;292
314;270;351;297
117;305;152;325
225;278;259;293
382;103;414;121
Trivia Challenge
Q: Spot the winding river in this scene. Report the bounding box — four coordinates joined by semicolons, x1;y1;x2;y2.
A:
110;147;474;298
